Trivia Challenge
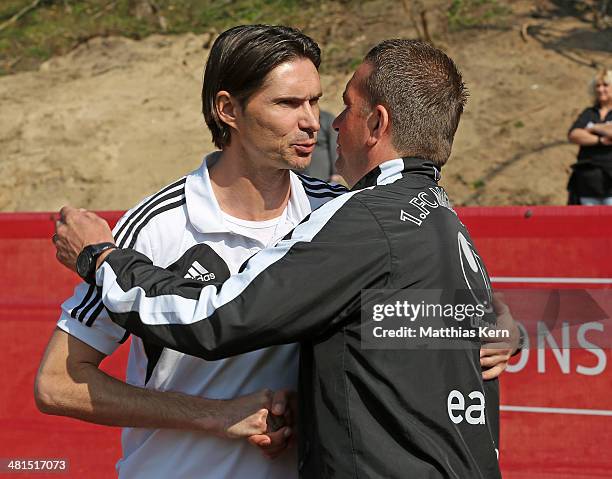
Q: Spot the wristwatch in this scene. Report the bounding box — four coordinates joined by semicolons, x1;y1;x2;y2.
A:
76;242;116;285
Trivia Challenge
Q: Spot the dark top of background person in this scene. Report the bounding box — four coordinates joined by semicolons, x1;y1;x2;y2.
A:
301;110;337;181
569;107;612;165
567;69;612;201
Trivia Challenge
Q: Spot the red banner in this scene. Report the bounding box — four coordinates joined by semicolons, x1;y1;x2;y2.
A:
1;207;610;478
460;206;612;479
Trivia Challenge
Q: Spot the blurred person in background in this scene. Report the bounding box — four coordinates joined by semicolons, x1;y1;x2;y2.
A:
567;69;612;205
299;109;343;183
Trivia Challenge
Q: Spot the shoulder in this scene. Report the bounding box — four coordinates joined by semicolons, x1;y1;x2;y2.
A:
287;186;381;244
570;107;599;131
295;172;348;202
295;172;349;210
113;175;188;250
576;106;597;121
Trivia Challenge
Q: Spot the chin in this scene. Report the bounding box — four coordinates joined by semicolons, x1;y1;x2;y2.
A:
287;155;312;171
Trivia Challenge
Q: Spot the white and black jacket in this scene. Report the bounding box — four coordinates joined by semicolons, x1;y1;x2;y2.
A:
96;157;501;479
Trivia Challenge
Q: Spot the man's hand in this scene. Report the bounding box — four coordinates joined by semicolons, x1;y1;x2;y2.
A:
247;389;297;459
480;292;520;380
216;389;275;439
53;206;115;272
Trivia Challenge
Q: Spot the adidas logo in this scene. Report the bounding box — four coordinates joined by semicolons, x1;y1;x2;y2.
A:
184;261;216;282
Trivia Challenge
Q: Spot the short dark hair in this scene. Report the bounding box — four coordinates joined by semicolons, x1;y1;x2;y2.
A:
202;25;321;149
363;40;468;167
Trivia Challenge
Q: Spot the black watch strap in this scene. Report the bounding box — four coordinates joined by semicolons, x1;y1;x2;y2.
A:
78;242;116;285
90;242;116;261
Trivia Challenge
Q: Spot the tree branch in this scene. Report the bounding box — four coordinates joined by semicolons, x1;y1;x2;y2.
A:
0;0;44;33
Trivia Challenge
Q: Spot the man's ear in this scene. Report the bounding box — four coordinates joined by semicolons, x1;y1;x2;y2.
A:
366;105;390;147
216;90;240;131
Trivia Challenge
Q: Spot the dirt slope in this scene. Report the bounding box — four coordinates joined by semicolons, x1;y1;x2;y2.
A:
0;1;610;211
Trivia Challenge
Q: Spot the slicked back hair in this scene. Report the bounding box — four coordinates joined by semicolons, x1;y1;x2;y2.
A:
363;39;468;167
202;25;321;149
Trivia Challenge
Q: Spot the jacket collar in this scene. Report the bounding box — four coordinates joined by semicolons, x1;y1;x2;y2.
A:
352;157;441;190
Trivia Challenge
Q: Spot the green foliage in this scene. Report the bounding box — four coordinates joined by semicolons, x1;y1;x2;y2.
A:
195;0;304;28
0;0;518;76
0;0;311;75
347;56;363;71
472;179;486;189
447;0;510;31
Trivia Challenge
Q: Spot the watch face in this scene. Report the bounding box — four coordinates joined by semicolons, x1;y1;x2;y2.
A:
76;249;93;279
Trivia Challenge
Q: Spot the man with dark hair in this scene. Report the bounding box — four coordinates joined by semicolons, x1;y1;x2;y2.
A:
201;24;320;153
37;24;345;479
54;39;513;478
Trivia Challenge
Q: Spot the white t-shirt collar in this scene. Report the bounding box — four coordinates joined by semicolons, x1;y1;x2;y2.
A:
185;152;312;236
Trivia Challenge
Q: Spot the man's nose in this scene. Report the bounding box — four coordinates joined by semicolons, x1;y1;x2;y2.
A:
331;114;340;132
300;104;320;134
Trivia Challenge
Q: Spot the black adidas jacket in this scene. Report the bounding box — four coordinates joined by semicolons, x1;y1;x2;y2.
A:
98;157;502;479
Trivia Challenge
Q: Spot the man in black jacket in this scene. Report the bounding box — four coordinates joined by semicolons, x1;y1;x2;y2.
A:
55;40;513;478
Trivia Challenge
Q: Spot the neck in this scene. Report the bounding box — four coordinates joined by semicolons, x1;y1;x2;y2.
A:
209;146;291;221
350;144;401;187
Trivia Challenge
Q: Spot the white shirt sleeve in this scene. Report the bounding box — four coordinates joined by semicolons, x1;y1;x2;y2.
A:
57;210;154;355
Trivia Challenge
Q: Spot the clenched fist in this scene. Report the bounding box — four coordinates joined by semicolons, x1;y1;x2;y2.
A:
53;206;115;272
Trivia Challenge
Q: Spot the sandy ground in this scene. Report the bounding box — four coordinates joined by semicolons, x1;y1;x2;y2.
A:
0;5;610;211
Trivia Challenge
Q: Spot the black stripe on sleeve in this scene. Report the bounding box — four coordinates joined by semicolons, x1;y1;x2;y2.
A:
143;341;164;385
127;198;187;249
301;181;346;192
70;284;96;319
118;330;131;344
78;297;102;323
116;188;186;248
85;300;106;327
114;177;186;244
303;190;345;199
298;181;347;193
82;184;186;328
84;197;186;327
296;173;347;192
